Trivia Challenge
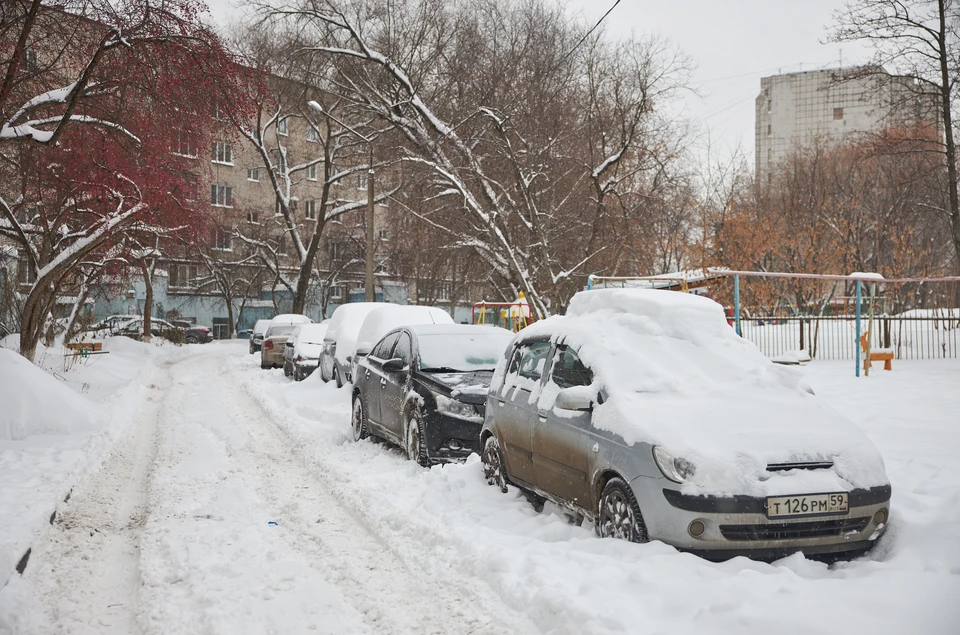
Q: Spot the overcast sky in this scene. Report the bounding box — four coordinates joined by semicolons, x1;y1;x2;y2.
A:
203;0;873;166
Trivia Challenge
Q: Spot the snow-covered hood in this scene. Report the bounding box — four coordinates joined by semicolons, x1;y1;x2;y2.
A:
419;371;493;405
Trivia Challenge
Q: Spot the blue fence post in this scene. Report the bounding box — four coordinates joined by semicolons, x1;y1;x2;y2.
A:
587;274;594;290
734;274;741;336
855;279;862;377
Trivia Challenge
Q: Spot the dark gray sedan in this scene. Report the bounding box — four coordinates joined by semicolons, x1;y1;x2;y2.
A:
351;324;514;465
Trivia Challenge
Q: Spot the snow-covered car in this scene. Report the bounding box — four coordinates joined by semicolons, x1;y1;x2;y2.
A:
168;319;213;344
352;324;515;465
248;319;272;354
480;288;892;562
319;302;382;387
283;323;329;381
87;314;137;335
350;305;454;381
260;314;311;370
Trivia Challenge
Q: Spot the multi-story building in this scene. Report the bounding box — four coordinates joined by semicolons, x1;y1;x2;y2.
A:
755;66;940;182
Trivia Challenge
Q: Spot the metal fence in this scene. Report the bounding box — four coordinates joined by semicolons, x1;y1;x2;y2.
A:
740;315;960;360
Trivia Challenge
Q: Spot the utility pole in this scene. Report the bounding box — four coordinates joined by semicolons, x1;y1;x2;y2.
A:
308;100;376;302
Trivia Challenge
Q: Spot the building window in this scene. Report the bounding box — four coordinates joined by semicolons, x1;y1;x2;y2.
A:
331;241;344;260
834;107;844;120
213;101;224;121
247;211;259;224
170;264;200;288
437;281;451;302
277;117;288;136
358;172;368;189
247;167;260;182
767;148;772;163
378;229;388;240
17;253;36;285
304;199;317;220
212;141;233;165
767;124;771;136
173;130;198;157
330;285;343;300
306;125;318;142
211;184;233;207
21;48;38;72
306;163;318;181
214;228;233;250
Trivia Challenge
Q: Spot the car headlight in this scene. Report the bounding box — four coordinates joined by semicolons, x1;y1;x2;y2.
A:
653;446;696;483
434;393;480;420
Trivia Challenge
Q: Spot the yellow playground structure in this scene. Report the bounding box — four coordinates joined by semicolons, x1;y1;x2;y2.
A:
472;292;534;332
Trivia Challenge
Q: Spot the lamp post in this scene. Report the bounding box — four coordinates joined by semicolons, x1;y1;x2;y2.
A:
307;100;376;302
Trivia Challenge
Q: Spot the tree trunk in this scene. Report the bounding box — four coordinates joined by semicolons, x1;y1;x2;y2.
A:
19;284;55;362
63;278;91;344
140;260;153;343
937;1;960;273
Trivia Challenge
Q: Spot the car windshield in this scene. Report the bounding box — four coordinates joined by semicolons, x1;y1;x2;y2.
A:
267;325;296;337
418;332;513;372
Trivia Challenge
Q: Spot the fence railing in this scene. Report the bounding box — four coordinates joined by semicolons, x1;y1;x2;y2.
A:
740;316;960;360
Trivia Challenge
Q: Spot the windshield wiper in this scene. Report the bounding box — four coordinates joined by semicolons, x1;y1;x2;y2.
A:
420;366;464;373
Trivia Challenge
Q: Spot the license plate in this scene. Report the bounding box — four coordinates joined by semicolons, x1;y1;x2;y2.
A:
766;493;848;518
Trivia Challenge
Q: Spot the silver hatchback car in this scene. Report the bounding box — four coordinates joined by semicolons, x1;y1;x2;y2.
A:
480;289;891;561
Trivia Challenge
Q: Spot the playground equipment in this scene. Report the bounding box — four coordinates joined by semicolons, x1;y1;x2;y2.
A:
472;292;534;332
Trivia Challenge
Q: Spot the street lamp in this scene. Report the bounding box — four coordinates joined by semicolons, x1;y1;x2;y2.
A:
307;100;376;302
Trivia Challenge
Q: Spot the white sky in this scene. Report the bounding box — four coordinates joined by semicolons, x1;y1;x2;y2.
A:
203;0;873;166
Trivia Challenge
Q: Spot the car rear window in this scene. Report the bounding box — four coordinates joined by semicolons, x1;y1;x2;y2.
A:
267;325;296;337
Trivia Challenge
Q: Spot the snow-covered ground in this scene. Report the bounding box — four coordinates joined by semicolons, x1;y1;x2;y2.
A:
1;341;958;633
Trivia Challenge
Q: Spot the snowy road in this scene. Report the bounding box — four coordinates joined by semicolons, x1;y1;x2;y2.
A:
3;341;960;634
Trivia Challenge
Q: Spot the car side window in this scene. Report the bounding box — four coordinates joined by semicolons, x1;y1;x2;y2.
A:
517;341;552;381
372;332;400;359
393;332;412;365
551;345;593;389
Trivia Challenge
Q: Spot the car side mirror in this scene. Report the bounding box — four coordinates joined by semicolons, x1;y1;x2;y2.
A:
356;343;371;357
382;358;408;373
556;387;594;411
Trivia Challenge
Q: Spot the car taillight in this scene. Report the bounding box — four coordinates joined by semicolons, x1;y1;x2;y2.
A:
199;328;209;333
264;340;274;350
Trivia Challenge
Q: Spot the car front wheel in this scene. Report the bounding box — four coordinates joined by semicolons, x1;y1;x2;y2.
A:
597;478;648;543
186;336;198;344
481;435;509;493
405;412;430;467
351;395;368;442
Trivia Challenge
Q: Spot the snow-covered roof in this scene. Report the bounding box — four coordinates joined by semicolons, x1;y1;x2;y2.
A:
355;305;453;351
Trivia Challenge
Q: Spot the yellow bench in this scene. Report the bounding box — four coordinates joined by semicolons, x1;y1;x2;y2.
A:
65;342;102;353
859;333;892;371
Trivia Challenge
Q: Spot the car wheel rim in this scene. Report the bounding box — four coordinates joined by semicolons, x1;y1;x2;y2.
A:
407;418;421;461
600;491;635;541
351;400;364;441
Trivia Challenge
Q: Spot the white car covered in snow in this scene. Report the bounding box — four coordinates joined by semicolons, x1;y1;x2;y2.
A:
481;288;891;561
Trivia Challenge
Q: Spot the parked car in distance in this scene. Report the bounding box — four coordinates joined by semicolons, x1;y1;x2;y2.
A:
351;324;515;465
480;288;891;562
115;318;181;340
248;319;273;354
351;305;454;381
319;302;382;387
260;314;311;369
168;319;213;344
87;315;137;335
283;323;329;381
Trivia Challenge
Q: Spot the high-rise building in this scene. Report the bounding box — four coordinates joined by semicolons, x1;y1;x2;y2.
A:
755;67;939;182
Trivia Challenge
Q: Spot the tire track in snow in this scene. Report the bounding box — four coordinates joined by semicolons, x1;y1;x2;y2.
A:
16;360;171;634
218;364;537;634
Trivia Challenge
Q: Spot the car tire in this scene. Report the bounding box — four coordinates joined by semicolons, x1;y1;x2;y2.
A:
597;478;648;543
351;394;369;442
334;364;343;388
481;435;509;493
405;411;430;467
283;361;292;377
293;366;303;382
186;336;198;344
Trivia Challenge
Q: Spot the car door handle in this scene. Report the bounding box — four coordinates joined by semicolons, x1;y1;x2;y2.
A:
365;370;370;378
538;414;547;422
380;379;386;386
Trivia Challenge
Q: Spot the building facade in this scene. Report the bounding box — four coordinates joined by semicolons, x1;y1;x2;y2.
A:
755;67;939;182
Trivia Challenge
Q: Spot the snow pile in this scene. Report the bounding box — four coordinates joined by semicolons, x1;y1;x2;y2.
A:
355;305;453;352
0;349;101;440
515;289;888;494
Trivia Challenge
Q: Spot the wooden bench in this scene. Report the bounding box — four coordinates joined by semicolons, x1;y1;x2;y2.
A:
859;333;892;371
65;342;102;353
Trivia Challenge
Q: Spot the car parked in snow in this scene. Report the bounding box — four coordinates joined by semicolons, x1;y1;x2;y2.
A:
260;314;311;369
351;324;515;465
319;302;382;387
168;320;213;344
350;305;454;381
480;289;892;562
283;323;329;381
115;318;181;340
87;314;137;335
248;319;272;354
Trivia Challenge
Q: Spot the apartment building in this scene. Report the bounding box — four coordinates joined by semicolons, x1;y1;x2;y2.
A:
755;66;940;182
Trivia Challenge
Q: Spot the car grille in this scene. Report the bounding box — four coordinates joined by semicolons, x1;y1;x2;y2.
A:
766;461;834;472
720;517;869;541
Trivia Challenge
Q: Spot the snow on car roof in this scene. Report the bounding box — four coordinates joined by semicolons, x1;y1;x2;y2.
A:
409;323;509;337
293;323;328;343
325;302;388;364
356;305;454;350
515;289;888;495
270;314;311;325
